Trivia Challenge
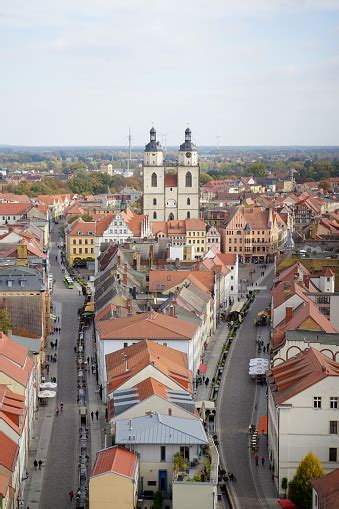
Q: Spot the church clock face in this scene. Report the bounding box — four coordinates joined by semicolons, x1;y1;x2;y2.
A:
186;152;192;158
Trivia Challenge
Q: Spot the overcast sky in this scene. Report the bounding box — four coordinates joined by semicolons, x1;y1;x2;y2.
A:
1;0;339;146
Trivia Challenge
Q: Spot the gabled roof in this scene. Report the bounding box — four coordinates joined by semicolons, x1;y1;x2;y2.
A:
0;203;32;216
106;339;192;393
91;446;138;479
149;270;214;293
272;281;310;309
0;333;29;368
310;469;339;509
97;312;198;341
116;412;207;445
267;347;339;405
67;217;96;236
0;431;18;471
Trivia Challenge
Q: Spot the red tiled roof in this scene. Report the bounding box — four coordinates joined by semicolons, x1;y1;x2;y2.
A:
67;217;97;236
0;431;18;472
0;333;29;367
91;446;138;478
268;348;339;405
0;203;31;216
96;312;198;341
106;339;192;393
149;270;214;293
134;377;170;401
310;469;339;509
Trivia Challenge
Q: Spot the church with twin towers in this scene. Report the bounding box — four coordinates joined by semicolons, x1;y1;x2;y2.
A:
143;127;200;222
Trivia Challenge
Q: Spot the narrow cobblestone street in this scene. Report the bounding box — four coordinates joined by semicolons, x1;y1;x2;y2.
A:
38;226;83;508
217;273;279;508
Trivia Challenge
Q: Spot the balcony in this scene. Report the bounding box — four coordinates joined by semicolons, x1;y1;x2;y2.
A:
172;436;218;484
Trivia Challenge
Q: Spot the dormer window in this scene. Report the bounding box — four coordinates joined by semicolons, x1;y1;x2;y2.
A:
7;280;13;287
20;280;25;287
78;231;82;236
88;231;93;235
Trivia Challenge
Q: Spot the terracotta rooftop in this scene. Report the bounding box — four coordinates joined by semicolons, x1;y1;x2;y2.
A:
106;339;192;393
0;431;18;472
267;348;339;405
310;469;339;509
133;377;170;401
272;281;310;309
0;203;32;216
67;217;97;236
0;333;30;368
91;446;138;478
149;270;214;293
96;311;198;341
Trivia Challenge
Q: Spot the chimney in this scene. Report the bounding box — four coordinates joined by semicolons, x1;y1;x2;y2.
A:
122;272;128;286
127;298;132;315
169;304;175;317
285;307;293;322
124;263;128;273
117;255;121;265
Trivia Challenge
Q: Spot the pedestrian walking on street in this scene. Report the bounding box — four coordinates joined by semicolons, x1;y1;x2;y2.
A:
54;353;57;362
204;377;209;387
263;345;266;353
38;460;42;470
79;290;81;296
69;490;74;501
50;341;54;349
261;457;265;467
255;455;259;466
91;411;94;420
33;460;38;470
95;410;99;420
60;402;64;412
55;339;58;348
56;406;59;416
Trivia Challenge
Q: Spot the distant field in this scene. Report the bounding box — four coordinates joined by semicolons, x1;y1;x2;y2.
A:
277;256;339;291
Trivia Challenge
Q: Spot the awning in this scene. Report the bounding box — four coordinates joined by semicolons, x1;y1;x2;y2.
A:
278;500;297;509
84;302;95;313
38;390;56;398
50;314;57;321
195;400;215;410
198;363;208;374
40;382;57;390
229;301;245;314
258;415;268;434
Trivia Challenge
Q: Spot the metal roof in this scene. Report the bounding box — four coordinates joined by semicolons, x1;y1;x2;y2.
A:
115;413;207;445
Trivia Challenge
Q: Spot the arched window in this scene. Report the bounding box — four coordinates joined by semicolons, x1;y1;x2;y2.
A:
185;171;192;187
153;211;157;219
168;213;174;220
151;172;157;187
187;197;190;205
187;211;191;219
153;198;157;205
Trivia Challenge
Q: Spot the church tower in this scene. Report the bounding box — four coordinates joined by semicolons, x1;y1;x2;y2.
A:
143;127;165;221
177;128;200;219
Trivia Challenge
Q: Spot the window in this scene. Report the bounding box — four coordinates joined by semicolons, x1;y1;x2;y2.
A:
85;239;88;244
153;211;157;219
185;171;192;187
151;172;157;187
329;448;337;462
79;239;82;244
187;211;190;219
148;481;157;486
73;248;76;254
79;248;82;254
313;397;322;409
168;213;174;221
153;198;157;205
330;397;338;409
187;197;190;205
330;421;338;434
73;239;76;245
123;342;128;348
85;248;88;254
160;446;166;462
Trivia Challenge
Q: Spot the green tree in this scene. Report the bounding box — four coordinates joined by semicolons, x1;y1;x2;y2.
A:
0;307;12;334
246;161;268;177
200;172;213;184
289;452;324;509
319;179;332;192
